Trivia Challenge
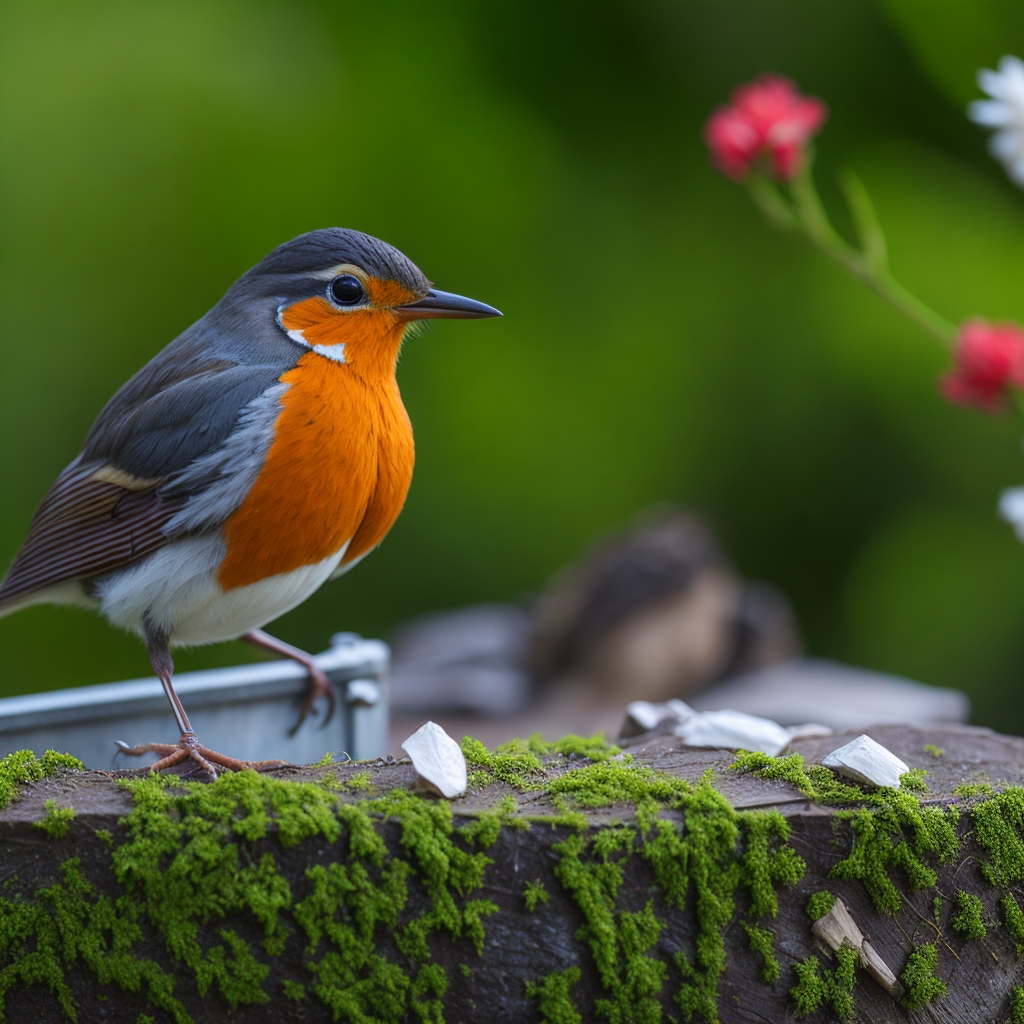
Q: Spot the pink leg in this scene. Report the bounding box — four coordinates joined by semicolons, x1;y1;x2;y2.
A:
243;629;336;733
115;626;287;778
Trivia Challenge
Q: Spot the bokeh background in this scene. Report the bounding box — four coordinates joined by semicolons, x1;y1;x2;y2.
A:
3;0;1024;730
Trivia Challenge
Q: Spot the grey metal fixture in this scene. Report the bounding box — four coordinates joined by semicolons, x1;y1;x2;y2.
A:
0;633;389;768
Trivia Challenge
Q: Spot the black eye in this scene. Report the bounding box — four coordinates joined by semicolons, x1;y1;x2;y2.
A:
330;274;365;305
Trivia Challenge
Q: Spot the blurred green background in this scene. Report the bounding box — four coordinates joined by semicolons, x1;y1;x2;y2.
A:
3;0;1024;730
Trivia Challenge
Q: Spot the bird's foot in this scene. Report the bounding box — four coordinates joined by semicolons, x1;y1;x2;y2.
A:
241;629;336;734
115;732;285;779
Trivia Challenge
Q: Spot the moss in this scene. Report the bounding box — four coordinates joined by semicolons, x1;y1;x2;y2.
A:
0;760;508;1024
732;750;958;916
1002;894;1024;954
524;879;550;912
281;978;304;1000
805;890;835;921
458;963;471;977
900;943;946;1011
741;923;780;983
950;890;986;939
971;787;1024;886
312;752;334;767
526;966;583;1024
137;1016;156;1024
530;733;622;762
34;800;75;840
0;750;83;811
933;895;942;928
923;744;945;758
345;771;372;791
900;768;929;792
954;782;994;798
1011;985;1024;1024
789;946;858;1019
461;736;544;788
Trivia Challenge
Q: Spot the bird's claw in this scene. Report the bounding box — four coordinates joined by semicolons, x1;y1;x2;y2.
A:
289;666;336;735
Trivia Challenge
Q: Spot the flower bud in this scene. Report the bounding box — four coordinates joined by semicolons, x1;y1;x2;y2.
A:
940;320;1024;412
704;75;827;181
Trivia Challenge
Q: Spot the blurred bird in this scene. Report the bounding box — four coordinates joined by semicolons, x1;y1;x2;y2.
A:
0;229;500;775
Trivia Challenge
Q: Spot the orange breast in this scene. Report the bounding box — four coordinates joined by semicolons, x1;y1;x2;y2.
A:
216;349;414;591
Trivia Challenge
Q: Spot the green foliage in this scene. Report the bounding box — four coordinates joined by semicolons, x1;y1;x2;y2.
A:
281;978;304;1001
1011;985;1024;1024
524;879;550;912
733;751;959;915
789;947;859;1019
526;967;583;1024
900;768;929;792
805;890;835;921
0;765;505;1023
530;734;622;762
955;782;995;798
971;787;1024;886
0;750;83;811
950;890;986;939
345;771;372;791
741;923;780;984
461;737;544;788
1002;895;1024;955
34;800;75;840
900;943;947;1011
923;745;945;758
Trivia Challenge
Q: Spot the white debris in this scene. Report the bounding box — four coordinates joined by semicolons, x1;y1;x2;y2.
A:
820;734;908;789
811;896;903;999
677;708;792;756
785;722;834;741
401;720;467;799
623;698;694;734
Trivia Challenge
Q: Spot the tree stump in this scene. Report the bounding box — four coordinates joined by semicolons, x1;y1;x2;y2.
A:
1;723;1023;1023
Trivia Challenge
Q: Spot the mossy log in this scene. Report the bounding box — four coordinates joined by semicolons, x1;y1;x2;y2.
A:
1;724;1024;1023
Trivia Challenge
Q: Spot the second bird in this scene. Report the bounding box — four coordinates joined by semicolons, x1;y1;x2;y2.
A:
0;228;501;775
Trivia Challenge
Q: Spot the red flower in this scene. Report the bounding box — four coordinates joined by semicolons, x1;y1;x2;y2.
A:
941;320;1024;411
704;75;827;180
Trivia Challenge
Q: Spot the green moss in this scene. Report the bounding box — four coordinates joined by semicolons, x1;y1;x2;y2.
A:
0;750;83;811
805;890;834;921
530;733;622;762
137;1015;155;1024
526;966;583;1024
741;923;780;983
458;963;471;978
971;787;1024;886
1011;985;1024;1024
345;771;372;791
34;800;75;840
923;744;945;758
954;782;994;798
281;978;304;1000
789;946;858;1019
900;768;929;792
0;761;509;1024
524;879;550;912
732;750;958;916
312;752;334;767
900;943;946;1011
933;895;942;928
461;736;544;788
950;890;986;939
1003;894;1024;954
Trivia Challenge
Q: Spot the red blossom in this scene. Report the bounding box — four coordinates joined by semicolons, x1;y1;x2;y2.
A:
704;75;827;180
940;320;1024;412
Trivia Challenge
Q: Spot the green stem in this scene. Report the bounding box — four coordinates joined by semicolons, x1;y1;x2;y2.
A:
748;161;959;349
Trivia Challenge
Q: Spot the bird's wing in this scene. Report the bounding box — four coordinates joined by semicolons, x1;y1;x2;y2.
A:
0;357;292;610
0;458;176;609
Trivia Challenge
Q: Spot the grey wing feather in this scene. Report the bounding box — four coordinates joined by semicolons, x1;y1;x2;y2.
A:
0;460;177;608
0;314;299;610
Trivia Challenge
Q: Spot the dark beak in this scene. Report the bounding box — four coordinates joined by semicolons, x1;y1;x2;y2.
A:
395;288;502;321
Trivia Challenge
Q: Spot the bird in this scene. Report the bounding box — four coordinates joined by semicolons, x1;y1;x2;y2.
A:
0;228;500;776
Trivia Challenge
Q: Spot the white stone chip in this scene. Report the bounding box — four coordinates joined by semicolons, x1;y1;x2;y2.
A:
811;897;903;1000
401;721;467;799
624;698;694;733
676;708;792;756
820;734;909;789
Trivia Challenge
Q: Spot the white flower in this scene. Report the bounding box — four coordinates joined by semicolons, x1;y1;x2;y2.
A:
999;486;1024;541
969;55;1024;186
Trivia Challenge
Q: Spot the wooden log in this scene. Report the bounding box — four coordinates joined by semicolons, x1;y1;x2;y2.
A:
1;724;1023;1023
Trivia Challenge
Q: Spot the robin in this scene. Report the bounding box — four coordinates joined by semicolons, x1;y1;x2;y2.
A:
0;228;500;775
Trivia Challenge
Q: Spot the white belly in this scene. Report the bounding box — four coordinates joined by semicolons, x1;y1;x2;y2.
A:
94;533;349;646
